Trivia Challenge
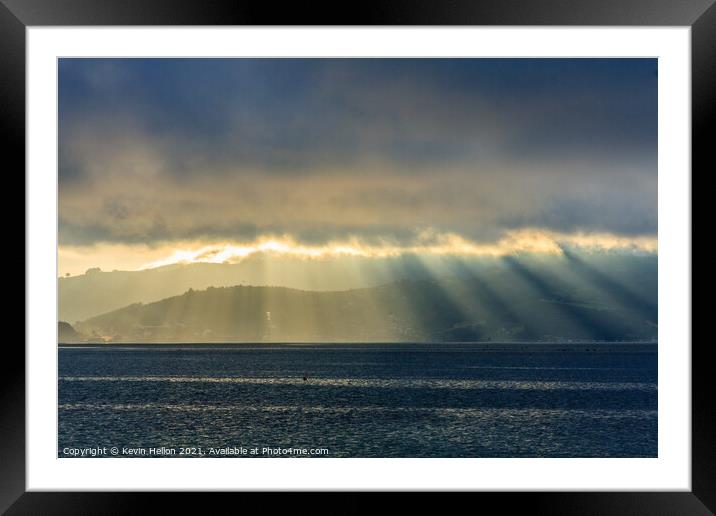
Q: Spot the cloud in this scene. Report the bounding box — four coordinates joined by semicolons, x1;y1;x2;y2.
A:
136;229;657;270
58;58;658;250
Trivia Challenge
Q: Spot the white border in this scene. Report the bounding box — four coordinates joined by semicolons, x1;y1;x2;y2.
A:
27;27;691;491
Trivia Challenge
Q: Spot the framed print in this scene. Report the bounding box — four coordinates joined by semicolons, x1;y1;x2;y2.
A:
4;0;711;513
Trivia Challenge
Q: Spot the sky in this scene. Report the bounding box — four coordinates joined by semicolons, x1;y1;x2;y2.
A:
58;58;658;277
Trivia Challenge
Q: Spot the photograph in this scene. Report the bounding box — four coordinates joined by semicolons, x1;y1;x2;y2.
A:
2;0;708;507
57;57;659;459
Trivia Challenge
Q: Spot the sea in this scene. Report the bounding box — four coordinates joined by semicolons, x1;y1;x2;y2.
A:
58;343;657;458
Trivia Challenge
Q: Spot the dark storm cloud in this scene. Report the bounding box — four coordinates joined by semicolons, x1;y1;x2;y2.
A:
58;58;657;246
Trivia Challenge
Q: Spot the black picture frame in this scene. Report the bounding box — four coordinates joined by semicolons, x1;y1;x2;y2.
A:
3;1;709;513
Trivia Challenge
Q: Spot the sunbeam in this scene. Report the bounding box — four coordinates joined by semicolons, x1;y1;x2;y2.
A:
560;248;657;322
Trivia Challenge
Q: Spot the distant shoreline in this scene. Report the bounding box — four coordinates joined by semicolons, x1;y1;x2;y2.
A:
58;341;658;352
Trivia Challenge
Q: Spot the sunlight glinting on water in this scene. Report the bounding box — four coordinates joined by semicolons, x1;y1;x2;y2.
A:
58;376;656;391
58;403;658;419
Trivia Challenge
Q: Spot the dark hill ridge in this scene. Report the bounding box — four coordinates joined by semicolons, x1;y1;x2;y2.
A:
60;256;428;323
75;265;657;343
60;252;657;325
58;321;84;343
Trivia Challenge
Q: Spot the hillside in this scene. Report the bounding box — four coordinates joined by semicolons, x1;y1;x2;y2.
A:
60;256;405;323
58;321;84;343
60;252;657;325
75;256;657;343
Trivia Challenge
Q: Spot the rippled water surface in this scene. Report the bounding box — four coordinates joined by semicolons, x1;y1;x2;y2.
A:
58;343;657;457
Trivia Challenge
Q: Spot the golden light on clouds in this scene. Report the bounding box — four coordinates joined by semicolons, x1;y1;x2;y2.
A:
58;229;658;276
125;229;657;271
